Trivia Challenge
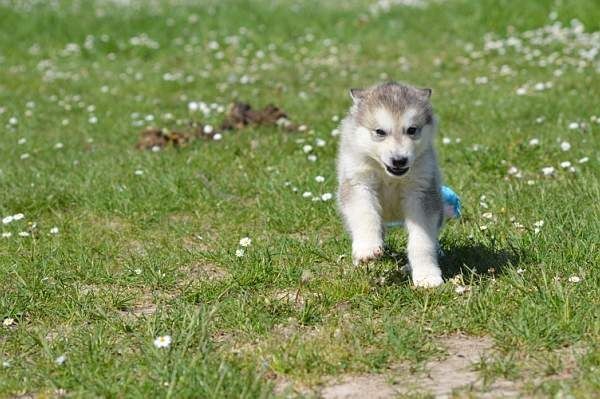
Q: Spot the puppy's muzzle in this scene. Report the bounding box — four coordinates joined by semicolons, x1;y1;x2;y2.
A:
385;157;409;176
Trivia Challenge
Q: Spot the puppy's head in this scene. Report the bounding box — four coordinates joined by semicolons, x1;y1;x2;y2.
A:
349;82;437;178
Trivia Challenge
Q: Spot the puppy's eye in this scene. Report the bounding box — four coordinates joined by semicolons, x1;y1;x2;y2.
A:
406;126;420;136
374;128;387;136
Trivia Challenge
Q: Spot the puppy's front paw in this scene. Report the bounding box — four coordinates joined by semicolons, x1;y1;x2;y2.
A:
352;241;383;265
412;266;443;288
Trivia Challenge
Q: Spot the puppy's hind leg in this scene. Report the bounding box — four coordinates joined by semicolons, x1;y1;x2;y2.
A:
339;182;383;265
404;194;444;288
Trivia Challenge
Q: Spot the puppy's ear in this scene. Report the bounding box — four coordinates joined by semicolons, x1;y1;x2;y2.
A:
349;88;366;103
418;88;432;99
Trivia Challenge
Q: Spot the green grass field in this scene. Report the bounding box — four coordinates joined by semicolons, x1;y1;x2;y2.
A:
1;0;599;397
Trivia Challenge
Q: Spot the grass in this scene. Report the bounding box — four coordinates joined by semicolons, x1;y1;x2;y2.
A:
0;0;599;397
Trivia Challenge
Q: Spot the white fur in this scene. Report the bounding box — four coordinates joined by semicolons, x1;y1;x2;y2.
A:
337;103;443;288
374;107;395;133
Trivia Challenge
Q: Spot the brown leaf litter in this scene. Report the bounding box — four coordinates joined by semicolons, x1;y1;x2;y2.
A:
135;101;301;150
220;101;297;131
135;127;195;150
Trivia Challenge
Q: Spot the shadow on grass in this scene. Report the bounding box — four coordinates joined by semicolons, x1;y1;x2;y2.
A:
440;243;520;279
373;243;520;286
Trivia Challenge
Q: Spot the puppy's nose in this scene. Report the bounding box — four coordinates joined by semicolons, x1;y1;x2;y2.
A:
391;157;408;168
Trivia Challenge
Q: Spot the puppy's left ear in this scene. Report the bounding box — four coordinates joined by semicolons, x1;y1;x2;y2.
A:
419;88;432;99
349;88;366;103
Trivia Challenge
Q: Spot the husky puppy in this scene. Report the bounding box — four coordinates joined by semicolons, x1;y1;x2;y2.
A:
336;82;444;288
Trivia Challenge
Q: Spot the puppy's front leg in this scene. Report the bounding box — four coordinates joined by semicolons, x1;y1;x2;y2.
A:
339;183;383;265
404;196;443;288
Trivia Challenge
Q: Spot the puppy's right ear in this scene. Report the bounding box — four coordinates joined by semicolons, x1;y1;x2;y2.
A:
349;88;366;103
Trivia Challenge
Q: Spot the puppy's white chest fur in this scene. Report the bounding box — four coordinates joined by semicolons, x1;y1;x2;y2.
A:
377;177;408;222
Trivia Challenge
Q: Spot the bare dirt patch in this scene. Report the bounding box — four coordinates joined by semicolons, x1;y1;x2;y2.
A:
320;334;520;399
122;302;157;318
185;262;229;282
125;240;147;257
45;325;73;342
321;375;397;399
423;335;519;398
118;290;175;319
182;235;212;252
271;288;306;310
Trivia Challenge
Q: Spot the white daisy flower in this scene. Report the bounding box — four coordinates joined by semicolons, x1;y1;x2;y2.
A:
54;142;64;149
1;232;12;238
239;237;252;247
13;214;24;221
315;138;326;147
235;249;245;257
578;157;589;164
307;154;317;162
212;133;223;141
49;227;59;234
528;138;540;146
560;141;571;151
568;276;581;283
134;170;144;176
541;166;555;176
516;268;525;275
560;161;572;169
153;335;172;349
442;137;451;144
302;145;313;153
2;318;14;327
203;124;214;134
302;192;312;198
321;193;333;201
55;354;67;365
18;232;30;237
568;122;579;130
315;175;325;183
454;285;468;294
2;216;14;224
188;102;199;112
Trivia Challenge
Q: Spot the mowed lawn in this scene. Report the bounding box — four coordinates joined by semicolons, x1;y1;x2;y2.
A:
1;0;599;397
